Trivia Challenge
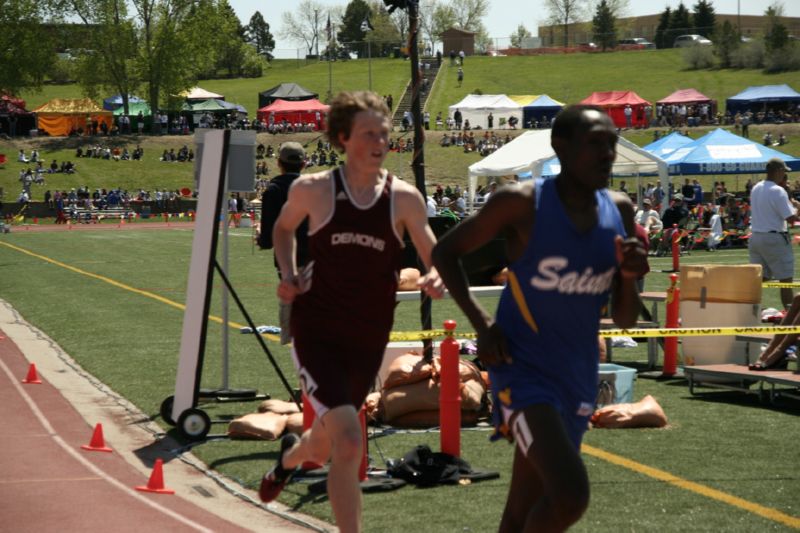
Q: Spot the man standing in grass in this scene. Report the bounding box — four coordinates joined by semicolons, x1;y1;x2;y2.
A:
749;157;800;311
261;91;443;532
432;105;646;532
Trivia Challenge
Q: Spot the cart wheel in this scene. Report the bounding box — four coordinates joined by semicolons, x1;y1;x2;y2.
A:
160;396;176;426
177;408;211;441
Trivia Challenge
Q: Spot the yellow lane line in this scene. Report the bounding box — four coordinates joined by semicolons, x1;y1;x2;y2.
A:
0;241;280;343
582;444;800;529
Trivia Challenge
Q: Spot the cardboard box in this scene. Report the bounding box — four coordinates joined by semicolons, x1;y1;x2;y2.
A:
680;264;762;304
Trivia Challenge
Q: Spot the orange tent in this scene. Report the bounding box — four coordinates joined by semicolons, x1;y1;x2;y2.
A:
34;98;113;137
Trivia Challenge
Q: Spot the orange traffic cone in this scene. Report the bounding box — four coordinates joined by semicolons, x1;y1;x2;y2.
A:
135;459;175;494
81;423;113;452
22;363;42;384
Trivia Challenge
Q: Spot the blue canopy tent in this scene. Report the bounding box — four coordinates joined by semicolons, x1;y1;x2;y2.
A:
726;84;800;115
659;128;800;175
642;131;694;159
522;95;564;128
103;94;146;111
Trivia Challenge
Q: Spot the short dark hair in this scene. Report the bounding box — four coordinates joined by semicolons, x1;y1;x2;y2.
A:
552;105;606;140
327;91;390;152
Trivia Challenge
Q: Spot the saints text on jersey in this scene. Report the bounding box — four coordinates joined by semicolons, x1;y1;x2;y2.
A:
530;257;615;295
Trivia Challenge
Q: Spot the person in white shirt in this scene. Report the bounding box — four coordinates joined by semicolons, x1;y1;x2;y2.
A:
634;198;662;232
426;195;437;217
706;207;723;251
749;157;800;309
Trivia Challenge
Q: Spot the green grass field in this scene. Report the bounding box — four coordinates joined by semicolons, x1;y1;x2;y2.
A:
1;227;798;532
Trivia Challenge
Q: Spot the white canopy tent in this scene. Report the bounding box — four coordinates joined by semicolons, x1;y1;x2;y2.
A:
448;94;523;130
467;129;668;210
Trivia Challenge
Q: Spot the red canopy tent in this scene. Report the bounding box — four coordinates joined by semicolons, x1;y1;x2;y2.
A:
657;88;717;114
257;98;329;130
580;91;652;128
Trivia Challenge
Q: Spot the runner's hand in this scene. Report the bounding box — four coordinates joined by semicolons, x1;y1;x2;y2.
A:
417;267;445;299
277;263;312;303
616;235;648;280
476;321;512;367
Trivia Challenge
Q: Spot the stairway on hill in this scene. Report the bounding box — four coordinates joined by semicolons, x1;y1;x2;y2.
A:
391;59;442;129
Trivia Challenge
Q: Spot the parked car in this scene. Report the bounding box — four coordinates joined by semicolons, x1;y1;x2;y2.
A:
618;38;656;49
673;34;713;48
578;42;599;51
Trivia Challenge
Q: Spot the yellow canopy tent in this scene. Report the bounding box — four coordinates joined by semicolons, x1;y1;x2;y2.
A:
34;98;113;137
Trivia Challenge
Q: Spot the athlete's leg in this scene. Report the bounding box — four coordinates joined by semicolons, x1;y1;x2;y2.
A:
318;405;363;533
500;404;590;533
498;444;543;533
281;416;332;470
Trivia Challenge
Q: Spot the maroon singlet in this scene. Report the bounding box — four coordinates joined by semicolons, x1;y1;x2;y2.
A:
290;167;404;413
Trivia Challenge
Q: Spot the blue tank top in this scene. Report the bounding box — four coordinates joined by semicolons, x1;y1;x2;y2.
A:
493;177;625;413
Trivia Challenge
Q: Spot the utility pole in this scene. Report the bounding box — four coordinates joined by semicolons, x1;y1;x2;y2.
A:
384;0;432;357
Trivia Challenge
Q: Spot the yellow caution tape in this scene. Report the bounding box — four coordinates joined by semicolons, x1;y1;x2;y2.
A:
600;325;800;338
389;324;800;342
389;329;475;342
762;282;800;288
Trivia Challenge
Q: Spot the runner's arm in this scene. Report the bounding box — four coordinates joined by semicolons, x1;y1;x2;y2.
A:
611;195;646;329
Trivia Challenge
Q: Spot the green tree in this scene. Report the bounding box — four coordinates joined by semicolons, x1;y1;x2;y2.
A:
692;0;716;38
510;24;532;49
246;11;275;60
0;1;57;96
366;1;401;57
338;0;372;58
184;0;247;78
131;0;202;114
419;0;455;53
714;19;738;68
667;2;691;48
451;0;488;32
592;0;616;51
67;0;140;115
764;3;789;53
654;7;671;49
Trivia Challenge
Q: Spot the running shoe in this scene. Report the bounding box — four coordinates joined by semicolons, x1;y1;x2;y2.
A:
259;433;300;502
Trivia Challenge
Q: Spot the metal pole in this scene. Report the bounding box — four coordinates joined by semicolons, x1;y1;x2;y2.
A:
221;191;230;390
737;0;741;36
407;0;433;359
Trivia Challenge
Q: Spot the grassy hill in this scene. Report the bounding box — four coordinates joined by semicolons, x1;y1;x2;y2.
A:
4;48;800;204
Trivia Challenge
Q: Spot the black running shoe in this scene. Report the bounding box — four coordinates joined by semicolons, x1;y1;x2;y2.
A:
259;433;300;502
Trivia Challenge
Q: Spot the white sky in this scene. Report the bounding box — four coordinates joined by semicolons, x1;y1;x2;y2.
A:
229;0;799;57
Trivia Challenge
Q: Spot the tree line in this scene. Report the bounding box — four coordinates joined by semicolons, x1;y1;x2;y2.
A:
1;0;277;116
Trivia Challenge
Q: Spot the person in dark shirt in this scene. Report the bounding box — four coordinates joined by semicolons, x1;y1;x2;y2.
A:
258;142;307;345
681;178;695;206
657;193;690;255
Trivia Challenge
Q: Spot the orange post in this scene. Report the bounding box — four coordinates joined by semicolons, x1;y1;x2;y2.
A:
662;273;680;376
301;392;322;470
439;320;461;457
670;224;681;272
